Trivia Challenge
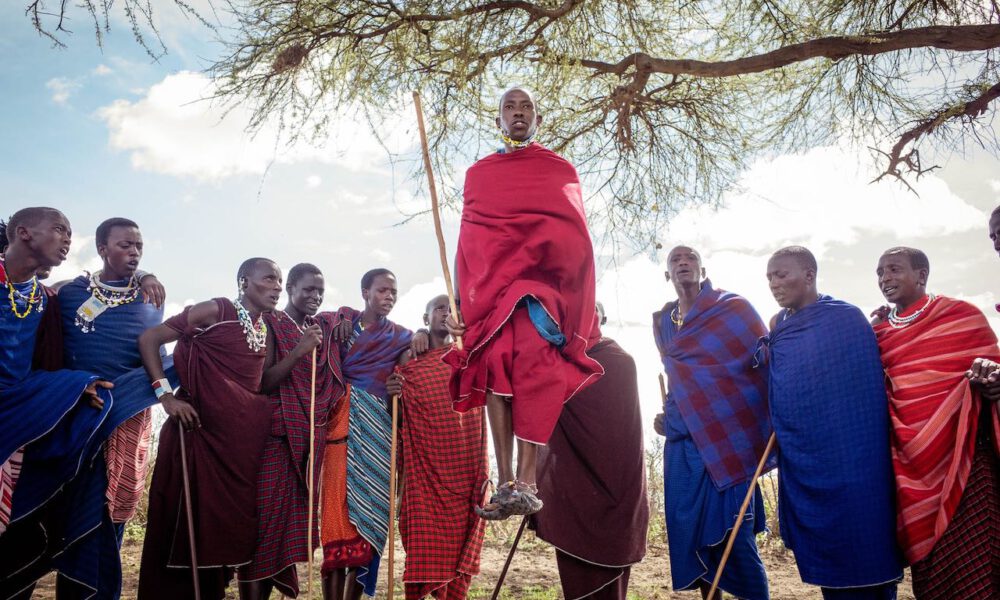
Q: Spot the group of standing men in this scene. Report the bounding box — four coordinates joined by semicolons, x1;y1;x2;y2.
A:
0;86;650;600
654;235;1000;600
1;83;996;600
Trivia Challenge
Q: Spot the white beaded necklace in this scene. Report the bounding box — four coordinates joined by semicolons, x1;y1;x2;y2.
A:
235;298;268;352
887;294;935;329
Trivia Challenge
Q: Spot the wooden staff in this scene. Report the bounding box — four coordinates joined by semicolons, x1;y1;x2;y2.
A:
177;420;202;600
386;394;401;599
412;91;463;351
658;373;667;404
490;515;529;600
306;348;318;599
706;432;777;599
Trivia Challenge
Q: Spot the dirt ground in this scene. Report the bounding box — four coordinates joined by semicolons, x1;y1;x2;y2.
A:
31;527;915;600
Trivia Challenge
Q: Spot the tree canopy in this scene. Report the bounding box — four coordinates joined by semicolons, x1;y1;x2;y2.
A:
27;0;1000;247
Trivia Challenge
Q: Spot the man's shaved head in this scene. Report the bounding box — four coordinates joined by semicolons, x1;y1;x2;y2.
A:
8;207;64;235
667;245;702;263
237;257;276;285
881;246;930;275
770;246;818;274
425;294;450;315
498;87;538;115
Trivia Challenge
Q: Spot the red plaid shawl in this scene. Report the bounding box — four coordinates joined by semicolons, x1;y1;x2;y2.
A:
399;345;488;588
242;311;344;590
874;295;1000;563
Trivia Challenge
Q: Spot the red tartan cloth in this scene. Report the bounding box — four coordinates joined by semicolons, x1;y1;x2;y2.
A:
240;311;344;595
399;345;488;593
910;440;999;599
874;295;1000;563
443;143;603;444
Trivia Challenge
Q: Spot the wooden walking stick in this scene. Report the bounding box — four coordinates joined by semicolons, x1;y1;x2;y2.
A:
490;515;529;600
412;91;463;351
306;348;318;599
706;432;777;599
386;393;401;600
177;420;202;600
658;373;667;404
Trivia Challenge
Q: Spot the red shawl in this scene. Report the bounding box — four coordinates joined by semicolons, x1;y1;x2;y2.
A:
874;295;1000;563
445;143;602;410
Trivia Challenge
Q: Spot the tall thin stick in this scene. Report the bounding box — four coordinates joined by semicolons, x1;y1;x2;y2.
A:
707;432;777;599
491;516;529;600
412;91;463;351
387;394;401;599
658;373;667;404
306;348;318;599
178;421;202;600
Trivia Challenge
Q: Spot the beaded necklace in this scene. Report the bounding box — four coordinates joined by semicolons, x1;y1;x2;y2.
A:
75;271;141;332
89;271;140;306
235;298;268;352
887;294;936;329
499;131;534;149
670;305;684;328
1;261;42;319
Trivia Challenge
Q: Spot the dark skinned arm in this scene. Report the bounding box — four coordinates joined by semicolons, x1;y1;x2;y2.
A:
261;323;322;394
138;300;219;429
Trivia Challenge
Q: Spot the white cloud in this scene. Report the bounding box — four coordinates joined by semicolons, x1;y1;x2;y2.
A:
97;71;415;182
46;77;80;105
664;145;986;259
306;175;322;189
92;64;113;76
371;248;392;262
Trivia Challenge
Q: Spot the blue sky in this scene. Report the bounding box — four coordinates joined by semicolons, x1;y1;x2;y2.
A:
3;4;999;440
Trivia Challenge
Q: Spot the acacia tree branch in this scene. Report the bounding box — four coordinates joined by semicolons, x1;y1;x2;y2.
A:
873;80;1000;189
573;24;1000;77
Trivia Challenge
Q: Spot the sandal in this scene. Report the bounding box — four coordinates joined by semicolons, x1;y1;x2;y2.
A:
475;480;543;521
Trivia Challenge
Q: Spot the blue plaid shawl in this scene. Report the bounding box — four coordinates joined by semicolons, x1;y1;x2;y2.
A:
337;307;412;399
759;295;902;588
653;281;774;490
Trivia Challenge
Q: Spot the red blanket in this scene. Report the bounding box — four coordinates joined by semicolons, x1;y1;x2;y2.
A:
444;143;603;438
398;345;487;597
874;295;1000;563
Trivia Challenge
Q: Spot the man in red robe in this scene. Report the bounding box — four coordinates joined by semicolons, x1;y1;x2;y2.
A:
137;258;282;600
873;247;1000;599
387;294;488;599
444;87;603;520
238;263;342;599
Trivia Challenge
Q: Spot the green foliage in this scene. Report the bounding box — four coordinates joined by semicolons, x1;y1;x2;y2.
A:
26;1;1000;244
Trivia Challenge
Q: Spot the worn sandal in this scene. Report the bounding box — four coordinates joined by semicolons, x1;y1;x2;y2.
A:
475;480;543;521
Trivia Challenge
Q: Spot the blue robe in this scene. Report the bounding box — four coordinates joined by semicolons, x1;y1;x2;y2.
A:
760;296;902;590
0;277;112;597
658;303;769;600
46;276;175;599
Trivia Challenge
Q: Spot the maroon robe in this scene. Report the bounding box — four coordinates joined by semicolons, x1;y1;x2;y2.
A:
531;338;649;599
138;298;271;600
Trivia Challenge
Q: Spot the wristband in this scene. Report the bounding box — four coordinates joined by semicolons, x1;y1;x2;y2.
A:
152;378;172;399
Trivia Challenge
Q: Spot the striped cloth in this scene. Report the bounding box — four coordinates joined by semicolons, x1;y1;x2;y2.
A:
346;385;393;555
874;295;1000;564
398;345;488;599
0;449;23;535
104;409;152;523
